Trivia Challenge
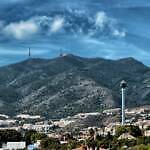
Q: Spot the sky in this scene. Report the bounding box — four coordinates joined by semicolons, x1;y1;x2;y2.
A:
0;0;150;66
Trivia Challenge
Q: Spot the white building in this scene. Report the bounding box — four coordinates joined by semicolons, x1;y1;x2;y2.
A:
23;123;54;133
16;114;40;119
2;142;26;150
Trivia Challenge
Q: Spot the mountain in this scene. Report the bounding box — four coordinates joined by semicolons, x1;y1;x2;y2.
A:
0;54;149;119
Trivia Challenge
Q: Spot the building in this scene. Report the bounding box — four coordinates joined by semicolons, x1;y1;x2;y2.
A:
2;142;26;150
22;123;54;132
118;133;136;140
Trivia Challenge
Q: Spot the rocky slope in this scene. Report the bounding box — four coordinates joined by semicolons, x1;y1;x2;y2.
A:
0;54;149;119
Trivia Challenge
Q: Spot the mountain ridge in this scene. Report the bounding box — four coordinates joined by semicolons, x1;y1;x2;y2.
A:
0;55;149;119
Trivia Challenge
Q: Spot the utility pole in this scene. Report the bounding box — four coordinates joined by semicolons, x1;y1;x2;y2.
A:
28;48;31;58
120;80;127;125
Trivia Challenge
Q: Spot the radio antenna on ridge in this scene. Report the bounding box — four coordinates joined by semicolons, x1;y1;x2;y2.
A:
28;47;31;58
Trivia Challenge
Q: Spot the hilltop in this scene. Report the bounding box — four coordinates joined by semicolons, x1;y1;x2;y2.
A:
0;54;149;118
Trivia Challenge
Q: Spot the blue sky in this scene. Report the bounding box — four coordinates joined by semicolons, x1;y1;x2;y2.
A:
0;0;150;66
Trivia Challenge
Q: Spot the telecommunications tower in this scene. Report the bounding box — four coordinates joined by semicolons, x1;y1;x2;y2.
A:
28;48;31;58
120;80;127;125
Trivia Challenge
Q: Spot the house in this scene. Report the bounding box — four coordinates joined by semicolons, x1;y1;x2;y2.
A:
118;133;136;140
4;142;26;150
23;123;54;132
144;130;150;137
103;108;121;115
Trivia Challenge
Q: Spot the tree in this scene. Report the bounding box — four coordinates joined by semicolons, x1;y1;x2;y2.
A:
106;132;113;141
88;128;95;137
130;125;142;137
24;130;37;145
31;132;47;143
24;130;47;144
0;130;22;143
116;125;142;137
137;136;150;145
40;137;61;150
67;140;80;150
116;126;128;137
131;144;150;150
86;138;97;150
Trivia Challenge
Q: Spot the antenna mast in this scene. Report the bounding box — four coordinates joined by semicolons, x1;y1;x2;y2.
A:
120;80;127;125
28;48;31;58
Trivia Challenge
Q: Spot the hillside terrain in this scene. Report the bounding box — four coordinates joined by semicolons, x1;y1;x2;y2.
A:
0;54;149;119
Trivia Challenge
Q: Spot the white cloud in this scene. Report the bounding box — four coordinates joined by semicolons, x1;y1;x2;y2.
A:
94;11;126;38
1;11;126;40
1;15;64;40
112;29;126;38
95;12;108;28
32;16;52;27
3;20;38;39
50;17;64;32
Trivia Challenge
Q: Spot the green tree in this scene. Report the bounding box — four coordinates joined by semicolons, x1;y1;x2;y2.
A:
67;140;80;150
116;125;142;137
31;132;47;143
130;125;142;137
0;130;22;143
40;137;61;150
116;126;128;137
132;144;150;150
24;130;37;145
137;136;150;145
86;139;96;150
88;128;95;137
